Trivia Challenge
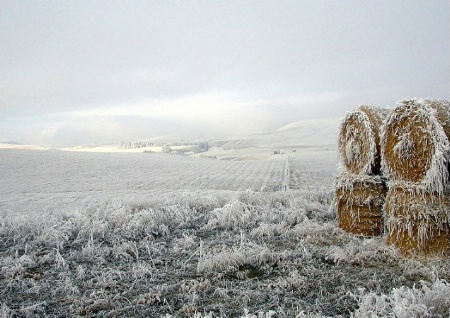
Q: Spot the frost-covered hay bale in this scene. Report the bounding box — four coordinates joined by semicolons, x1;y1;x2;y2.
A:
381;99;450;189
339;105;389;176
335;176;387;236
385;185;450;257
426;99;450;142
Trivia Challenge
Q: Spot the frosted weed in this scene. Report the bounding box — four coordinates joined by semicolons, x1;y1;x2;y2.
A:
1;190;449;317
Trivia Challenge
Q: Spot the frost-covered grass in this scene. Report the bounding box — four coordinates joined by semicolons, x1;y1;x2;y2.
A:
1;147;449;317
351;278;450;318
1;191;449;317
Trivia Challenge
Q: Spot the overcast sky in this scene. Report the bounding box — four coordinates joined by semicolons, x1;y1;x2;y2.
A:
1;1;449;147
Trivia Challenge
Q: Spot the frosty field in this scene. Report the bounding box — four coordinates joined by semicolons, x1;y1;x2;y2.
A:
0;148;334;216
1;123;450;317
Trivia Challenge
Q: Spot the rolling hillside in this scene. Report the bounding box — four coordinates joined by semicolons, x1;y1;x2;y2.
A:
209;117;341;150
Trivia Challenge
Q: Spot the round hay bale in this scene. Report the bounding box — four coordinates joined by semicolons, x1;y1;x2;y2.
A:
339;106;389;176
426;99;450;142
385;184;450;257
335;176;387;236
381;99;450;191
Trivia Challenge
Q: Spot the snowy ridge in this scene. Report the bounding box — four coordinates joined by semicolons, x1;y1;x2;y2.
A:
13;117;342;154
210;117;341;150
0;143;48;150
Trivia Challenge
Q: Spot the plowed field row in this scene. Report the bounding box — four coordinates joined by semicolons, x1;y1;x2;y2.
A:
287;150;337;191
1;150;288;214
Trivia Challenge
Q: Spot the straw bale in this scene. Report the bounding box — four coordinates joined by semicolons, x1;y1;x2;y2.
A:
338;203;385;237
381;99;450;192
335;175;387;206
425;99;450;142
335;176;387;236
338;106;389;176
386;224;449;257
385;184;450;257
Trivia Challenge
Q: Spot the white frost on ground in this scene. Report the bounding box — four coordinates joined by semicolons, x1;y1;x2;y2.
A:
0;149;334;216
1;118;449;317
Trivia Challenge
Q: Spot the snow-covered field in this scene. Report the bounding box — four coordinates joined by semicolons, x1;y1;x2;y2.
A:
1;119;449;317
0;148;335;216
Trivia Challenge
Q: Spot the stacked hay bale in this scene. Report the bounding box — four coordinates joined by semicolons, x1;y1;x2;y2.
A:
335;106;389;236
382;99;450;257
335;176;387;236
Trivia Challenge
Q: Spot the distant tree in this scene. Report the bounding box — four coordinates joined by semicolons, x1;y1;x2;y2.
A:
199;141;209;152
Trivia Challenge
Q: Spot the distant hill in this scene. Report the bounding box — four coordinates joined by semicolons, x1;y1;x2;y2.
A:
0;142;48;150
209;117;342;150
4;117;343;153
